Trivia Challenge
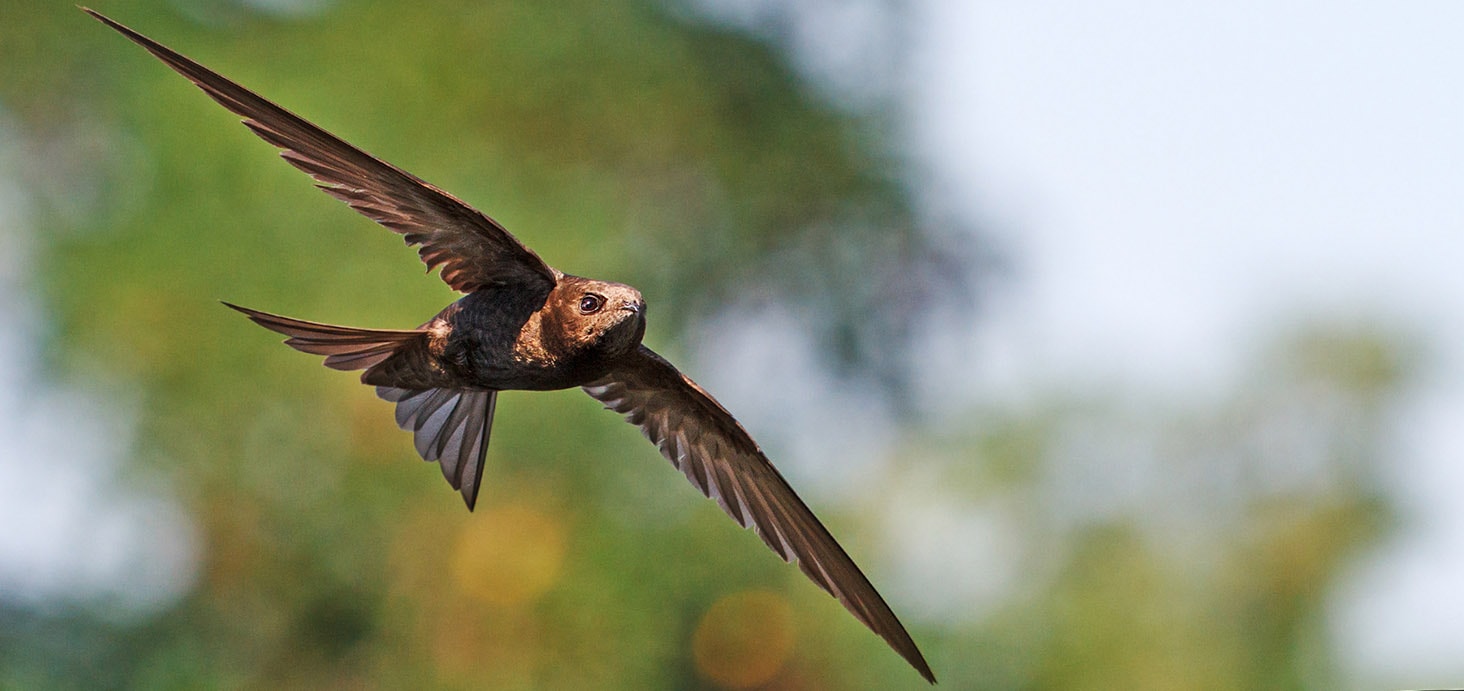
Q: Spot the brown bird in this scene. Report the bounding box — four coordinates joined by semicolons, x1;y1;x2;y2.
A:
87;8;934;683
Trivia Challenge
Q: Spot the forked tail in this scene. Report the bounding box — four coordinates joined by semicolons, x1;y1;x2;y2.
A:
224;302;496;510
223;301;424;371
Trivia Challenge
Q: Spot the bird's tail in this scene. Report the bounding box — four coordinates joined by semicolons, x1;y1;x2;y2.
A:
224;301;495;510
376;386;497;510
223;301;424;371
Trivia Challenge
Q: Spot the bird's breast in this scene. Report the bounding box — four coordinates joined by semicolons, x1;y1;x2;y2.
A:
433;314;606;392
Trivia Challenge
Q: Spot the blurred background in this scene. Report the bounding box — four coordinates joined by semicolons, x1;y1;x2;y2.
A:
1;0;1460;688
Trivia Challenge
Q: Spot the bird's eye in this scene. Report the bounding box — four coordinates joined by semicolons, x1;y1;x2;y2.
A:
579;294;605;314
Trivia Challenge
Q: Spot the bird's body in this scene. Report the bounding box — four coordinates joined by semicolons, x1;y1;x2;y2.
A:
88;8;935;684
362;276;646;392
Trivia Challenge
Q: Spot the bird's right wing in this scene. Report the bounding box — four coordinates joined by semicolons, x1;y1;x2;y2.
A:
87;9;557;295
583;345;935;684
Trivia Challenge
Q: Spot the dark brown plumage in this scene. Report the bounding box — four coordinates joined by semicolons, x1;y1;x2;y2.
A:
88;8;935;684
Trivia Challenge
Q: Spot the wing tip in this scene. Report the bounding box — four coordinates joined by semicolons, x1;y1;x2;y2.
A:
909;649;938;684
83;7;162;53
80;6;111;24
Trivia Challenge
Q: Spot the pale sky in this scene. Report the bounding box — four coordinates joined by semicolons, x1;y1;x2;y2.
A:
906;1;1464;683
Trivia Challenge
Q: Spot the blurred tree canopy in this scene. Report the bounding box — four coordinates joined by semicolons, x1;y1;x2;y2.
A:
0;1;1408;689
917;323;1406;690
4;0;974;687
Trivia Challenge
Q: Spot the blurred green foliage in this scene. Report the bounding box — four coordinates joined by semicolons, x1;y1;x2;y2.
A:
0;1;1408;689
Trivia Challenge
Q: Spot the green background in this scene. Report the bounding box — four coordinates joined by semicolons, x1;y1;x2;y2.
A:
0;1;1405;689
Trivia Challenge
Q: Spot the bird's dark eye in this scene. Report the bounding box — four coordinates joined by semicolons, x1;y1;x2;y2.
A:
578;294;605;314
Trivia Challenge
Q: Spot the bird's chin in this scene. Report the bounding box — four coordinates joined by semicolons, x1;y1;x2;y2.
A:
601;315;646;356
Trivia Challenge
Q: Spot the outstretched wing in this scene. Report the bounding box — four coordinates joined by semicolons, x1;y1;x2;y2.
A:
87;9;557;294
583;346;935;684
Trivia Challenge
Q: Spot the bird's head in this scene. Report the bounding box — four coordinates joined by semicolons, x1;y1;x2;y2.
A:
549;275;647;358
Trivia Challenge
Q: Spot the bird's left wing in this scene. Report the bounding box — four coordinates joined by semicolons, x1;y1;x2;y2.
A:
86;9;557;294
583;346;935;684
